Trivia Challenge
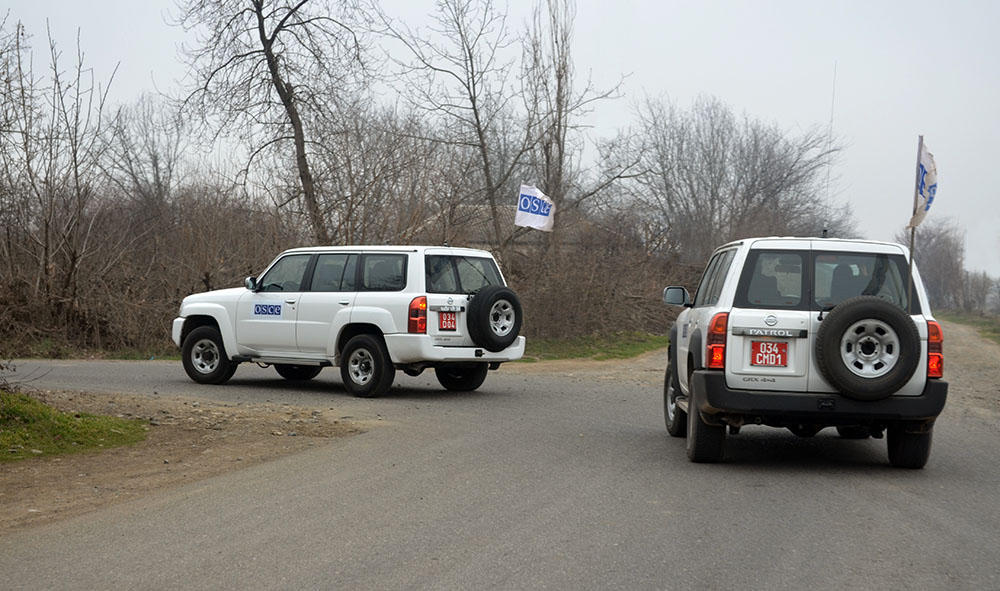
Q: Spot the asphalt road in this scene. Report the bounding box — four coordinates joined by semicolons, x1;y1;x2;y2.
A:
2;355;999;589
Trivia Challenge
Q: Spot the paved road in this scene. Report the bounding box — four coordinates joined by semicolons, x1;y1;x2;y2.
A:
2;354;999;589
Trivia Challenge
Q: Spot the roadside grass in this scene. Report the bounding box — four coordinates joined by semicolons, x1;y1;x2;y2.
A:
522;332;669;362
0;390;148;463
936;310;1000;346
8;338;179;361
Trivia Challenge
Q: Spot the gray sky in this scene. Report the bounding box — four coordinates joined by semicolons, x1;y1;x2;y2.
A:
11;0;1000;274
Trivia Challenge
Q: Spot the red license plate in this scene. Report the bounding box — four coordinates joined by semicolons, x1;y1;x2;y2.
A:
439;311;457;331
751;341;787;366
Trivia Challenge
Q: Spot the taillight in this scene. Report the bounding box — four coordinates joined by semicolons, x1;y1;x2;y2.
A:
408;296;427;334
927;320;943;378
705;312;728;370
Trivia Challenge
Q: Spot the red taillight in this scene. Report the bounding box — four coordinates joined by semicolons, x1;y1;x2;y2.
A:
408;296;427;334
927;320;943;378
706;312;728;370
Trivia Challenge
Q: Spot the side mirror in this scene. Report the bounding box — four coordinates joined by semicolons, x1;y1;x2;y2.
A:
663;286;692;307
244;276;258;291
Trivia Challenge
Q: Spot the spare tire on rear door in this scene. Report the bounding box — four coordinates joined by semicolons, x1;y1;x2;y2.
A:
466;285;522;352
815;295;920;401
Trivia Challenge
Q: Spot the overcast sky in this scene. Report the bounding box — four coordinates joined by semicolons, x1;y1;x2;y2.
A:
10;0;1000;274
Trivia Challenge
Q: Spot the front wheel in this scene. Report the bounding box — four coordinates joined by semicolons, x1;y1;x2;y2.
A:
887;423;932;469
181;326;236;385
435;363;489;391
275;364;322;381
340;335;395;398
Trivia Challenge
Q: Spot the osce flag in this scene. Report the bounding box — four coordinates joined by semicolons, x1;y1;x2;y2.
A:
514;185;555;232
907;142;938;228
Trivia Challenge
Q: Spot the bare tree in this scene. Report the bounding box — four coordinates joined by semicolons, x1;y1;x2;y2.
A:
381;0;539;251
176;0;368;244
625;96;853;263
895;218;965;310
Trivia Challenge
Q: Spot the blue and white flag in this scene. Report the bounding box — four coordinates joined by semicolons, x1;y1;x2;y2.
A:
907;142;938;228
514;184;555;232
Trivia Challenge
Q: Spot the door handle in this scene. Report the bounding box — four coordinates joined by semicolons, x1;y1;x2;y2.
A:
285;299;297;304
339;300;350;306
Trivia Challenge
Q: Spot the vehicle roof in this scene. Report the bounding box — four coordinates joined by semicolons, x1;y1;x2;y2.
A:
716;236;908;255
279;245;495;256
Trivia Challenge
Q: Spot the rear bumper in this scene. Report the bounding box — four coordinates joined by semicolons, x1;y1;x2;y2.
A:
384;334;525;364
692;370;948;423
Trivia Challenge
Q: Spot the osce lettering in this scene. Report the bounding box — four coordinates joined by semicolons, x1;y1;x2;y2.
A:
518;193;552;217
254;304;282;316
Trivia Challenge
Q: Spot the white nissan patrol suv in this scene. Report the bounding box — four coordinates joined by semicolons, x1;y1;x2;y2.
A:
662;237;947;468
172;246;525;397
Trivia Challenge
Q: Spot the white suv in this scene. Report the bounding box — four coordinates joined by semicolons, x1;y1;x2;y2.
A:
663;237;947;468
172;246;525;397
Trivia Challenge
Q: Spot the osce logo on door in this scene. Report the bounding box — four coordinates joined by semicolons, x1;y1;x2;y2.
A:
254;304;282;316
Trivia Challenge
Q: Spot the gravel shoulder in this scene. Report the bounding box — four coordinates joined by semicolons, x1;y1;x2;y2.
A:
1;319;995;535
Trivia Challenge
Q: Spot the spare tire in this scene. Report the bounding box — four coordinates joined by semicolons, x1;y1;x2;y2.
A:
467;285;522;352
815;296;920;401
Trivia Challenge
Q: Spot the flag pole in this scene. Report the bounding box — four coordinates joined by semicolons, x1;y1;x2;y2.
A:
906;135;923;315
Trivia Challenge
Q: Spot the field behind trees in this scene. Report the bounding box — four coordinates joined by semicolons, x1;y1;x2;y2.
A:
1;1;993;358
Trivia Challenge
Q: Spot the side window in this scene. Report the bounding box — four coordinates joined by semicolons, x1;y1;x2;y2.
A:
693;254;722;307
259;254;312;292
736;251;804;308
311;254;353;292
705;250;736;306
361;254;407;291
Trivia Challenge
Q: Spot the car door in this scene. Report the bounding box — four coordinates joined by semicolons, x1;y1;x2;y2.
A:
677;250;732;394
724;243;811;392
296;253;359;356
236;253;312;355
424;252;505;347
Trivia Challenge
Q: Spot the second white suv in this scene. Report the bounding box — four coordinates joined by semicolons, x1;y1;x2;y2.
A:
172;246;525;397
663;237;948;468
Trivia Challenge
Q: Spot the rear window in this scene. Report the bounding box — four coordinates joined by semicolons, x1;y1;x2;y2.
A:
426;255;503;294
814;251;919;313
735;249;921;313
360;254;407;291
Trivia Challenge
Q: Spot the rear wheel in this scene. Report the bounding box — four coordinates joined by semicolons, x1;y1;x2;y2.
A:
887;423;932;469
664;354;686;437
686;382;725;463
467;286;523;352
340;335;395;398
435;363;489;391
275;364;322;381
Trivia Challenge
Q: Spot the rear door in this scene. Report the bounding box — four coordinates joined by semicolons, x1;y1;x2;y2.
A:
725;242;812;392
296;253;358;356
424;252;505;347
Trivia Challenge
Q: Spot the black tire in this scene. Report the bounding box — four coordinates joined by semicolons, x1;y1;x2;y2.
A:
686;379;725;463
340;334;395;398
435;363;489;391
815;296;920;401
275;364;322;381
836;425;870;439
887;423;932;469
181;326;236;385
664;349;686;437
467;286;522;352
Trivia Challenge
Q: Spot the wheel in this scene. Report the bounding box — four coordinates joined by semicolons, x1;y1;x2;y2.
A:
887;423;932;469
275;364;322;381
815;296;920;401
181;326;236;385
434;363;489;391
836;425;870;439
467;286;522;352
340;334;395;398
664;350;686;437
686;379;725;463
